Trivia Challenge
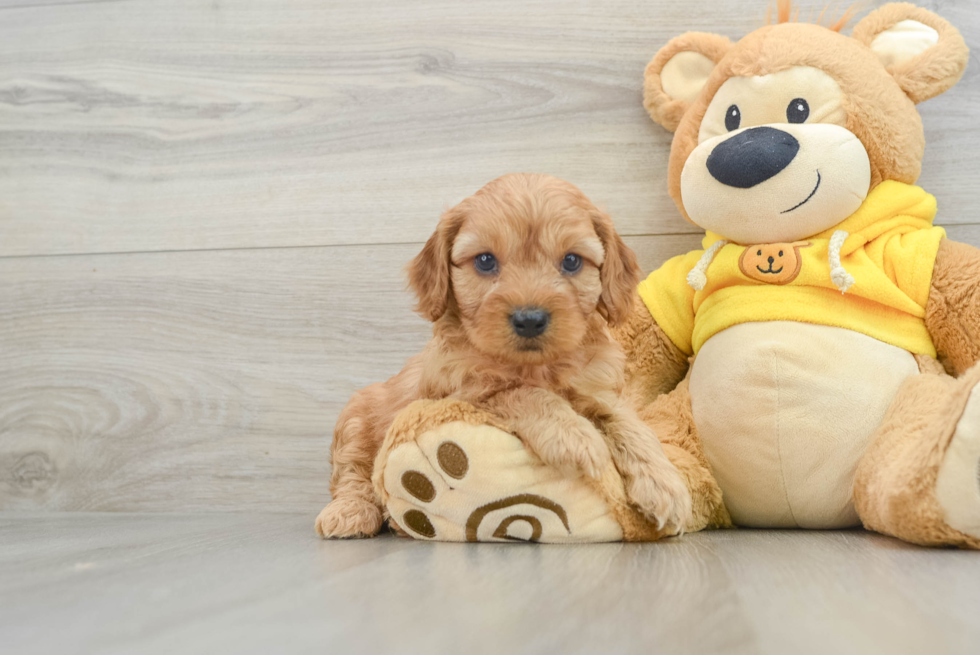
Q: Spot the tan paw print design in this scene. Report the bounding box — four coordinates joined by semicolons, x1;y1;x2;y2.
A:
372;399;625;543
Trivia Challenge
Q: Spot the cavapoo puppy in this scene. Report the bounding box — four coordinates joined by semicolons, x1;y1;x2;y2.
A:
317;173;691;538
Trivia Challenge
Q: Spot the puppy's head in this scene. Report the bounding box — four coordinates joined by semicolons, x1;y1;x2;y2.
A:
408;173;639;364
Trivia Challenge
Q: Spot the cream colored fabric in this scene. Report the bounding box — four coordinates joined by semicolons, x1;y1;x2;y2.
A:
870;19;940;69
697;66;848;143
685;66;870;245
383;421;623;543
682;123;871;245
660;51;717;105
689;322;918;528
935;384;980;539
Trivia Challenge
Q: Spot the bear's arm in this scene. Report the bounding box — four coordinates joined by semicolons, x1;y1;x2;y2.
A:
925;238;980;376
612;292;690;406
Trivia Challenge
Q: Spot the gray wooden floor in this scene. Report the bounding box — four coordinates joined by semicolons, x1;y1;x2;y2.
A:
2;0;980;652
2;514;979;655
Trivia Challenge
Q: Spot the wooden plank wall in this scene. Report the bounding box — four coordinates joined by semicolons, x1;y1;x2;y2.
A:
1;0;978;512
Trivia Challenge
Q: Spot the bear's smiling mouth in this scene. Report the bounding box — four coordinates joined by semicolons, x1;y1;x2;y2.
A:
756;265;784;275
780;170;822;214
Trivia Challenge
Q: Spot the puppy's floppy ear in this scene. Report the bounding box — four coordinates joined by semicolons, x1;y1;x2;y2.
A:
644;32;732;132
591;209;641;327
852;3;969;104
407;206;465;322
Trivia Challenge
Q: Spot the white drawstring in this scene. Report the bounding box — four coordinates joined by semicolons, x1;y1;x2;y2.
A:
688;233;854;293
686;240;728;291
828;230;854;294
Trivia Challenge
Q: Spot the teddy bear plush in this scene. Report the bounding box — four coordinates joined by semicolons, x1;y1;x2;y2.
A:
367;1;980;547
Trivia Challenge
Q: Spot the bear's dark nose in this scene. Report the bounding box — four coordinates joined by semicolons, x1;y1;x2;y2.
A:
768;256;775;265
706;126;800;188
510;307;550;338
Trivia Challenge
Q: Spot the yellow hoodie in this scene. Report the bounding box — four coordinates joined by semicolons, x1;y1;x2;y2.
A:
637;181;945;357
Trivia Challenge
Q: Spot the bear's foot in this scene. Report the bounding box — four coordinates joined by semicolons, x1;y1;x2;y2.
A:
372;399;670;543
856;360;980;549
936;378;980;540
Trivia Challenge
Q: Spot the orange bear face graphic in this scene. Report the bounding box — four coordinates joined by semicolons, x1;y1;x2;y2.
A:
738;241;811;285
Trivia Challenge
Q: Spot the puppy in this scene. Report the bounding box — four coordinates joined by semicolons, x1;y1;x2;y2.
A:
316;173;691;538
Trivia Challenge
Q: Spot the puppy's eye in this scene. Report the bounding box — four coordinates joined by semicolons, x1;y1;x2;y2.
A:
474;252;497;274
787;98;809;124
725;105;741;132
561;253;583;275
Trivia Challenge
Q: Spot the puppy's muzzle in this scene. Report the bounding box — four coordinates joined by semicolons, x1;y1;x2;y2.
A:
510;307;550;339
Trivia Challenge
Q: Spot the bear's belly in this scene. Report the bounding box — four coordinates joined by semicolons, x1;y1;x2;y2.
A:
689;322;919;528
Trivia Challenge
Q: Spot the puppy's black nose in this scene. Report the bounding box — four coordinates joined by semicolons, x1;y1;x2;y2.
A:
510;307;550;338
706;126;799;188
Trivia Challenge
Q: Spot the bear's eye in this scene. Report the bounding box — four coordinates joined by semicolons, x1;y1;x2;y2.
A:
778;250;784;257
561;253;583;275
757;249;762;256
725;105;741;131
787;98;809;124
474;252;498;275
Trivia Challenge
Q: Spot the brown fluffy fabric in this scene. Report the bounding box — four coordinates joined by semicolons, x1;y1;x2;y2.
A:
612;293;690;405
851;2;970;104
643;32;732;133
853;360;980;549
926;238;980;377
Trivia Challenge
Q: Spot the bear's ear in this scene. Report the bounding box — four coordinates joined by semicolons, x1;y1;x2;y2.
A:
852;3;969;104
644;32;732;132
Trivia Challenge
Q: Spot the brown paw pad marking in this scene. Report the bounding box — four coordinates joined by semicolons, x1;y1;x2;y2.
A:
397;441;471;540
492;515;542;542
465;494;569;543
401;470;435;502
437;440;468;479
402;509;435;538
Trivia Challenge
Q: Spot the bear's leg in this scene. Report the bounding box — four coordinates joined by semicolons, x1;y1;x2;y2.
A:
374;399;681;542
854;358;980;548
636;376;732;532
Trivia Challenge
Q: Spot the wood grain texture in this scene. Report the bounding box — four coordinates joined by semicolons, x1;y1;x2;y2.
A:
2;0;980;514
0;233;704;512
3;5;979;648
1;514;979;655
3;227;979;513
0;0;977;257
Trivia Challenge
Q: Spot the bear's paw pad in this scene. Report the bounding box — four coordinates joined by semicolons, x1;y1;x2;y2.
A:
382;420;622;543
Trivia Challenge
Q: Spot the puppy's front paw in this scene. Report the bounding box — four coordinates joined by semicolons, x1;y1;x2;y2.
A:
531;416;611;480
627;466;692;535
315;497;383;539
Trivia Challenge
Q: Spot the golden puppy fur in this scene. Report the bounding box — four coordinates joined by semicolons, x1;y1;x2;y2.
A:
316;173;691;538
